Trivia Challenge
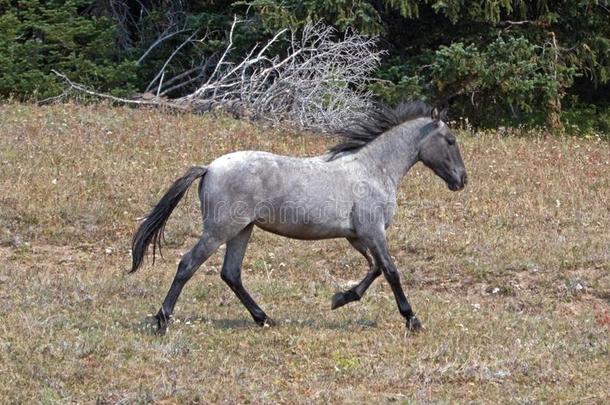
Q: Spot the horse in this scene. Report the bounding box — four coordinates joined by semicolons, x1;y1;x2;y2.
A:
130;101;468;335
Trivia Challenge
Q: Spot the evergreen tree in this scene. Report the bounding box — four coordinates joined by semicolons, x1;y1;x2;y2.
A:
1;0;608;131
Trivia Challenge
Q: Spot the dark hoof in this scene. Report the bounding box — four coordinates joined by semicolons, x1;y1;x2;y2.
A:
407;316;423;332
331;292;347;310
155;311;169;336
257;317;276;327
331;290;359;310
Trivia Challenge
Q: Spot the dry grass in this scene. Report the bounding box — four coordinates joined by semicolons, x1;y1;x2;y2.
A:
0;103;608;403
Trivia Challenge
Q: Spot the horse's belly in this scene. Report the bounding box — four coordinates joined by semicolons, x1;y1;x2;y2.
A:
254;219;355;240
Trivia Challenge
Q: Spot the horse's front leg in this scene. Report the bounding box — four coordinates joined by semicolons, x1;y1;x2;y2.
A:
360;227;422;332
331;237;381;309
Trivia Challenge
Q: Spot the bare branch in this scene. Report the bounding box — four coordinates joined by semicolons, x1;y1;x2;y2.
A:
145;29;200;93
51;70;184;109
176;21;382;131
497;20;533;26
137;27;190;65
201;16;239;91
52;21;381;132
37;91;69;105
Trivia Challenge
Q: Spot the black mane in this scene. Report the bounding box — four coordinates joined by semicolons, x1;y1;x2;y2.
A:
328;100;434;160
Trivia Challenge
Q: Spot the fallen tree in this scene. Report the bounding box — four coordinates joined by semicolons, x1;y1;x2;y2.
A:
53;19;382;132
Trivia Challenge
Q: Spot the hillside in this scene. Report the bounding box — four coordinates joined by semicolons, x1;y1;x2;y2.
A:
0;103;608;402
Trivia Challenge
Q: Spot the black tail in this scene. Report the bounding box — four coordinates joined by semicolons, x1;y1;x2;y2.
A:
130;166;207;273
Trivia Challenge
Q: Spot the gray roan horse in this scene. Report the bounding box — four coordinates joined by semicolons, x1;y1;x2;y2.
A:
130;101;468;335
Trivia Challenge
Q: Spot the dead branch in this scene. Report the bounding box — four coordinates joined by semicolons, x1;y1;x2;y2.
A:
52;21;382;132
137;27;190;66
145;29;201;93
175;21;381;131
51;70;185;110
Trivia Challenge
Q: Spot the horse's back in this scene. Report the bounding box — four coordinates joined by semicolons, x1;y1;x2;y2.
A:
206;150;328;193
201;150;360;238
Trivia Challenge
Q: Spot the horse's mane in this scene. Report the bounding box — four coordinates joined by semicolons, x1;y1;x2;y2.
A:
328;100;434;160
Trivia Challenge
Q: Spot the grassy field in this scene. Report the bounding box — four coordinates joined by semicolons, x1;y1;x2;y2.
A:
0;103;608;403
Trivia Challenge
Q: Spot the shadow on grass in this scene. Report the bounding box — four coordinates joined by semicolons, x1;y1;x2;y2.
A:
130;314;378;335
184;315;379;331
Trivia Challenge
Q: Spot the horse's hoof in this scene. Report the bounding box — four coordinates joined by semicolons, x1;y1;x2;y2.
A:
156;324;167;336
407;316;423;332
261;317;276;327
331;290;359;310
155;311;169;336
331;292;347;310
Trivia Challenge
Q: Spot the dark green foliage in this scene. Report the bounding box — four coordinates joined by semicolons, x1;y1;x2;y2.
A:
0;0;138;99
420;36;577;127
561;102;610;139
365;0;609;129
240;0;384;35
0;0;609;132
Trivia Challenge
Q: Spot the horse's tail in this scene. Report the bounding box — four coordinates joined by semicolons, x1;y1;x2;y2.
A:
129;166;207;273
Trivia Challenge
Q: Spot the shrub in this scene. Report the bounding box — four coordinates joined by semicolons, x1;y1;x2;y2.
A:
0;0;137;99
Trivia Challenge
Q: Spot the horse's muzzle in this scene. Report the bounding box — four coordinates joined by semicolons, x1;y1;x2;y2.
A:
461;172;468;187
448;172;468;191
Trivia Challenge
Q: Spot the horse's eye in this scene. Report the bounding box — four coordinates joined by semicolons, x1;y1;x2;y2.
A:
446;136;456;146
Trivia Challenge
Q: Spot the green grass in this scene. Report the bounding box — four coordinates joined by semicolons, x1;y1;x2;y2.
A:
0;102;608;403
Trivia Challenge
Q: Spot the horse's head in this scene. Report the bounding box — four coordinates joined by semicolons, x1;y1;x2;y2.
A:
418;108;468;191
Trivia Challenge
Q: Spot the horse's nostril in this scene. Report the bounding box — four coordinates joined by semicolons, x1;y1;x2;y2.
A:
462;173;468;185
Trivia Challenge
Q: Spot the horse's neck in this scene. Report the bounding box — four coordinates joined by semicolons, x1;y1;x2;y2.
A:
358;119;424;189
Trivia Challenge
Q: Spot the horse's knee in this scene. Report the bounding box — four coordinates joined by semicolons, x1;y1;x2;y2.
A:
175;259;195;282
220;267;241;287
175;238;217;282
382;266;400;284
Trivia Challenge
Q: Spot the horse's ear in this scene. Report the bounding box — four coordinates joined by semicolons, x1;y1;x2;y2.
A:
431;107;440;122
440;107;448;121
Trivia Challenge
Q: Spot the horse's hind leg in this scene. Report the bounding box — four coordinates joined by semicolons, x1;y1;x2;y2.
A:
220;224;274;326
331;237;381;310
155;234;222;335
